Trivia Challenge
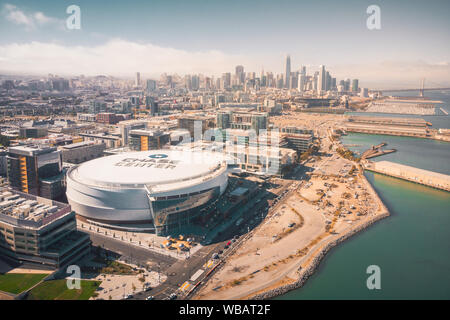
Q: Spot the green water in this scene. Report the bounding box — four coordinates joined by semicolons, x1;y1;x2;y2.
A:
276;133;450;300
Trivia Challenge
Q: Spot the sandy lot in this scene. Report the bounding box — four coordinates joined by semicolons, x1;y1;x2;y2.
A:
195;147;382;300
195;191;326;300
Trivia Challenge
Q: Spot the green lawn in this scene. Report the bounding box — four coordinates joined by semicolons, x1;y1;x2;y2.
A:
0;273;48;294
27;279;101;300
85;258;138;275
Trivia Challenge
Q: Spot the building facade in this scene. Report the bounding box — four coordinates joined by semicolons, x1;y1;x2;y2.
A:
6;145;64;200
0;188;90;269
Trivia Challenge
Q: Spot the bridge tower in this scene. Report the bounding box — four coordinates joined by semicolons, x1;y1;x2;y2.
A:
419;78;425;97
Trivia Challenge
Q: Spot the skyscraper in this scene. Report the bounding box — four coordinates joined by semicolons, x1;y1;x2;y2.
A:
298;74;305;92
317;65;326;95
235;65;245;84
145;96;159;115
222;73;231;89
352;79;359;92
146;79;156;93
135;72;141;87
285;55;291;89
300;66;306;76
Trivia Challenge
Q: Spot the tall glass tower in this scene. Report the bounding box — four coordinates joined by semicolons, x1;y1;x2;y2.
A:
318;65;326;95
285;55;291;89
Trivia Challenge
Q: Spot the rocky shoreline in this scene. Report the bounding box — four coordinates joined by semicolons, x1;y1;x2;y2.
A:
251;169;390;300
251;210;390;300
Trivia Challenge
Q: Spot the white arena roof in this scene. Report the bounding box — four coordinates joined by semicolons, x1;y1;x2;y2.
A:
70;149;226;187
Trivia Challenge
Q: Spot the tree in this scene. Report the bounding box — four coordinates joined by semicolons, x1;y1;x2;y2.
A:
0;134;10;147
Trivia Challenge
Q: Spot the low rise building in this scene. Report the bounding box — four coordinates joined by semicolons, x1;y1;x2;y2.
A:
128;129;170;151
59;141;106;164
0;188;91;269
6;145;64;200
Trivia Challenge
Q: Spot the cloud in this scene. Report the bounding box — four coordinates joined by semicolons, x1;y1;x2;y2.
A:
0;39;448;87
2;3;64;30
329;60;450;88
0;39;245;77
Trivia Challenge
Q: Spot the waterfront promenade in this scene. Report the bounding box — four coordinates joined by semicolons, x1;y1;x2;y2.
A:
363;161;450;192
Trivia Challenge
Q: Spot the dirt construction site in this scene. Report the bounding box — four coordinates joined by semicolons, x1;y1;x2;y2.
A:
194;152;385;300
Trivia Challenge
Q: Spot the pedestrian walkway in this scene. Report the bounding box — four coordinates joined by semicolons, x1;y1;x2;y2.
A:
77;221;203;261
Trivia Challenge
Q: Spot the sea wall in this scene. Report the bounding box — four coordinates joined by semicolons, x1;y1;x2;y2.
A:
251;210;390;300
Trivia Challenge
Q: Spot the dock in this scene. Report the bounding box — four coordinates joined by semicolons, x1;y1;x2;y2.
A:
361;143;396;159
363;161;450;192
440;107;449;115
343;116;434;138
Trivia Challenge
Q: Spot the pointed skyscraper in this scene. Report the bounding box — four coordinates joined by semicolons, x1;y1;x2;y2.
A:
285;55;291;89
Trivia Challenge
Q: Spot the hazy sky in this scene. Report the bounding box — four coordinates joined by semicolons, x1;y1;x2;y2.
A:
1;0;449;88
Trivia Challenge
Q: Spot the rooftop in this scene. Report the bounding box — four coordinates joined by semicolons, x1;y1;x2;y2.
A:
68;149;227;188
8;145;57;156
0;188;72;229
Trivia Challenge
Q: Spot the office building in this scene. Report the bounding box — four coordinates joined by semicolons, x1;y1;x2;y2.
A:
128;129;170;151
59;141;106;164
285;55;291;89
0;188;91;269
96;113;119;125
178;115;215;139
317;65;326;95
217;111;233;130
6;145;64;200
145;96;159;116
146;79;157;93
352;79;359;93
281;127;313;153
19;127;48;139
235;65;245;84
135;72;141;87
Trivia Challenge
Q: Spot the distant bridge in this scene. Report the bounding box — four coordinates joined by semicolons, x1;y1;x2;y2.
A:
369;79;450;97
371;87;450;93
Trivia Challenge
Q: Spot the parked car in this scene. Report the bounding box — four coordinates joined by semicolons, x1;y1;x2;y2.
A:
146;296;154;300
169;293;177;300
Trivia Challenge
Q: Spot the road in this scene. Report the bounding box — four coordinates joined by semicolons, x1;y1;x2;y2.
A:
134;241;227;300
88;160;312;300
89;232;176;270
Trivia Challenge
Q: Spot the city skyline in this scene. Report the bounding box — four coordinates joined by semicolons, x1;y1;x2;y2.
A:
0;0;449;88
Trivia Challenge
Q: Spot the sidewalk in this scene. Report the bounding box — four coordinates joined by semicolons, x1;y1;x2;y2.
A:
77;221;203;261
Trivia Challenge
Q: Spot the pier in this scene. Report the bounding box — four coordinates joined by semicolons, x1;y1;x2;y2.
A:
440;107;449;115
344;116;432;138
361;143;396;159
363;161;450;192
